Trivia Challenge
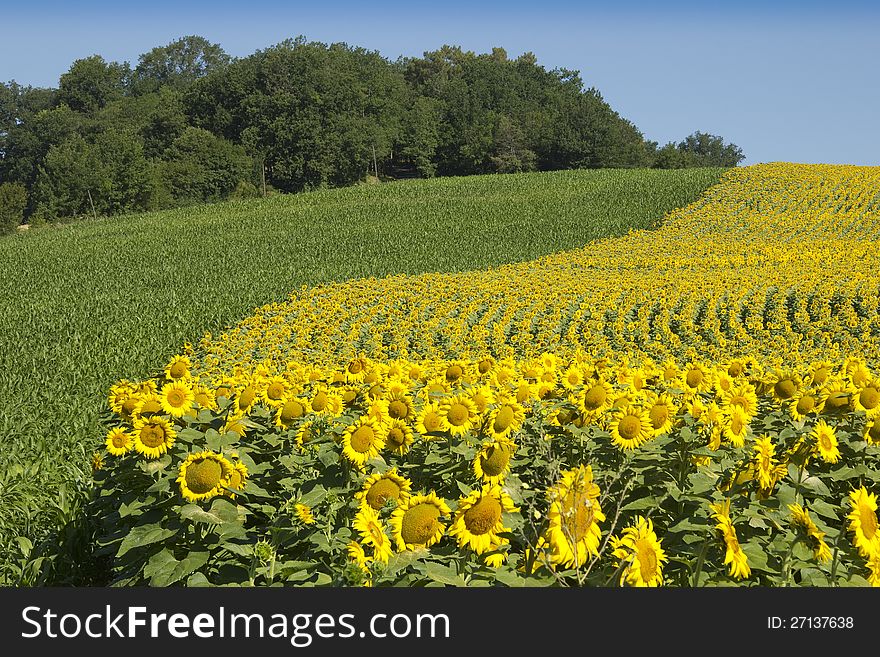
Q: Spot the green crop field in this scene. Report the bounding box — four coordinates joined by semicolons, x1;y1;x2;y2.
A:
0;167;723;584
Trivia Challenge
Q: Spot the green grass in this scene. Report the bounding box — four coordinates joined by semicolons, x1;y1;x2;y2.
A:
0;167;724;583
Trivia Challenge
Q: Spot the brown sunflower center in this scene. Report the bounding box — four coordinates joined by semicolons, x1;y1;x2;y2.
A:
388;400;409;419
796;395;816;415
169;362;188;379
348;360;363;374
401;503;441;545
111;433;128;448
728;362;744;377
122;397;139;415
422;411;443;432
185;458;223;495
267;382;285;400
141;399;162;415
618;415;642;441
860;506;877;540
387;426;407;449
463;496;502;535
478;359;493;375
868;422;880;443
447;402;470;426
238;387;256;411
819;432;832;451
168;389;187;407
311;391;328;412
366;478;401;509
446;365;464;382
350;425;376;453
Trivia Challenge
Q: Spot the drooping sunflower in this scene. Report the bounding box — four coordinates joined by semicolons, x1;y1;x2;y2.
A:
353;505;394;564
854;378;880;419
132;416;176;458
294;421;316;449
355;468;412;510
484;400;526;440
383;419;415;456
105;427;132;456
440;393;479;436
224;460;249;497
608;406;654;451
389;492;451;551
473;439;516;484
341;417;385;470
177;451;234;503
811;420;841;464
544;465;605;569
610;516;667;587
753;435;779;492
709;500;750;579
164;355;192;381
449;485;517;555
788;504;832;563
820;376;854;414
415;401;449;437
847;487;880;558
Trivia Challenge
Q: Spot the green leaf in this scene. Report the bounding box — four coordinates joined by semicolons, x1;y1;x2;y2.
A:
152;551;210;586
118;524;177;558
424;562;466;586
179;504;223;525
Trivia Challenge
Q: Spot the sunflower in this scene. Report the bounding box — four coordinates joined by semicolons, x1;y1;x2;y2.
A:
789;504;832;563
345;355;369;383
177;451;234;503
353;505;394;564
808;360;834;387
341;417;385;470
560;365;584;390
473;439;516;484
222;412;249;438
855;378;880;419
275;397;307;430
224;460;249;497
767;369;802;403
389;492;451;551
294;503;316;525
191;384;218;411
260;375;289;408
132;416;176;458
355;468;412;510
383;419;414;456
108;380;137;415
789;390;824;422
470;385;496;415
608;406;654;451
449;485;517;555
235;382;259;414
709;500;750;579
576;380;614;417
865;419;880;446
753;435;779;492
416;401;449;437
159;381;194;418
442;360;471;385
485;400;526;440
105;427;132;456
610;516;667;587
347;540;372;576
820;376;853;413
644;391;677;436
868;554;880;587
811;420;841;464
544;465;605;568
721;383;758;418
133;392;163;418
295;421;316;448
308;385;343;418
847;487;880;558
440;394;478;436
721;406;750;448
164;355;192;381
682;361;713;394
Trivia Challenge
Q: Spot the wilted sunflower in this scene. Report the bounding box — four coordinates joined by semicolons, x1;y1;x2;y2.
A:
355;468;412;510
389;492;451;551
341;417;385;470
611;516;667;587
545;465;605;569
473;439;516;484
105;427;132;457
847;487;879;558
449;485;517;555
177;451;234;503
132;416;176;458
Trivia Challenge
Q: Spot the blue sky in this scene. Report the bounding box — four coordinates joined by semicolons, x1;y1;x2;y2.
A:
2;0;878;165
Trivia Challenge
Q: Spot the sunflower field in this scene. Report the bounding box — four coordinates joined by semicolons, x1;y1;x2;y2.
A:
94;163;880;587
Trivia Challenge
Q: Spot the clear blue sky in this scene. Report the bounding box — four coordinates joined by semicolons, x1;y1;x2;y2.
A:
2;0;878;165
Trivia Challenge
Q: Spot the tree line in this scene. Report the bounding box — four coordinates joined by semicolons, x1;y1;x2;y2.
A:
0;35;745;232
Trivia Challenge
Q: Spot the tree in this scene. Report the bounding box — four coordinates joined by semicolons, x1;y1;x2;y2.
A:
676;132;745;167
132;36;231;95
56;56;129;114
33;135;103;220
0;182;27;233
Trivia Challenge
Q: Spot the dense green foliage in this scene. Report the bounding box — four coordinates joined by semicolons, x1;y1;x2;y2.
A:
1;36;742;223
0;181;27;233
0;167;723;584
